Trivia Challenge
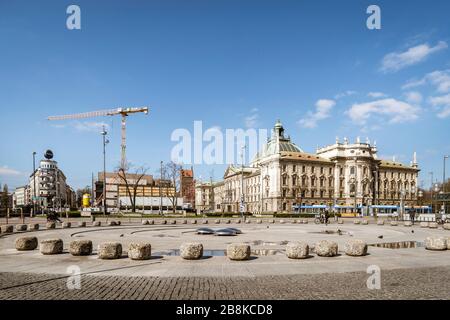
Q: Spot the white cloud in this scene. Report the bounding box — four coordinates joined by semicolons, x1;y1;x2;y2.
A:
244;108;260;128
334;90;357;100
428;94;450;118
0;166;22;176
51;121;110;132
299;99;336;128
404;91;423;104
347;98;420;125
73;121;110;132
368;92;387;98
380;41;448;73
403;69;450;93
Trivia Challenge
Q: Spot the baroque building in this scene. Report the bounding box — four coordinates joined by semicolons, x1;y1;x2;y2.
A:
196;120;419;215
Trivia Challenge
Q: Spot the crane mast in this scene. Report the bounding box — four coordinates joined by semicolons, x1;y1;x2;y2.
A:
48;106;149;170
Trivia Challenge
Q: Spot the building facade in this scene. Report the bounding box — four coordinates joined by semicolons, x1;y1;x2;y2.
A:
196;120;420;214
13;185;29;209
180;167;195;208
28;151;73;211
95;172;180;211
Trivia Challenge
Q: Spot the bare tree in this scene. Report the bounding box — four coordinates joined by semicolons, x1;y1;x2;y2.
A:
164;161;182;213
116;164;148;213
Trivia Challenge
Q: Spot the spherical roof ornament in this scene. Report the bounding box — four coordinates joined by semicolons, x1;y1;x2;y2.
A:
44;150;54;160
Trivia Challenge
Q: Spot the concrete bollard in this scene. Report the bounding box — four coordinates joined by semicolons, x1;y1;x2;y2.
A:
180;242;203;260
256;219;262;224
40;239;64;255
46;222;56;229
425;237;447;251
170;220;177;225
202;220;208;224
302;220;308;224
182;220;188;224
420;222;429;228
442;223;450;230
128;242;152;260
28;223;40;231
62;222;71;228
361;220;368;225
314;240;338;257
93;221;101;227
142;220;149;225
344;240;368;256
192;220;197;224
77;221;86;228
285;242;309;259
1;225;13;233
148;220;154;225
390;221;398;226
214;219;220;224
353;220;361;225
70;240;93;256
338;220;344;224
15;224;27;232
227;243;251;261
377;220;385;225
279;220;285;224
429;222;438;229
235;219;241;224
15;237;38;251
98;242;122;259
404;221;413;227
225;220;231;224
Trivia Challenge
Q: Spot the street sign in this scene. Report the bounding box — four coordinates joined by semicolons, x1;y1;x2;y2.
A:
436;193;450;202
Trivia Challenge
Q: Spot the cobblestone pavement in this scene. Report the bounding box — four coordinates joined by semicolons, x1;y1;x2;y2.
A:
1;266;449;300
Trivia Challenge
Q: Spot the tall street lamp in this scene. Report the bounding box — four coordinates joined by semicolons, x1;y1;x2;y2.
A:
239;144;246;220
160;160;163;215
101;127;109;218
32;151;37;217
429;172;434;212
444;155;449;214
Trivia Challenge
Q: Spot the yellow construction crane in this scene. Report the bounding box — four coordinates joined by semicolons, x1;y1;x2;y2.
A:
48;107;149;169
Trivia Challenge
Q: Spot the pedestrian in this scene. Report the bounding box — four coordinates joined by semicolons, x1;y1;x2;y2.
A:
324;209;329;225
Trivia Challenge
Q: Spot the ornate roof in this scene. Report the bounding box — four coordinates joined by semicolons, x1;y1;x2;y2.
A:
252;120;303;162
379;160;418;170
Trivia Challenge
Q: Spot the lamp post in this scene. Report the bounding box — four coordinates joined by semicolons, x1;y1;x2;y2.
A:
443;155;449;214
434;183;440;218
429;172;434;213
101;126;109;218
160;160;163;215
32;151;37;217
239;144;246;220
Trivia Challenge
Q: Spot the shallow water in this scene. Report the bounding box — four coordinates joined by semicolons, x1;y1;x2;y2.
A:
369;241;425;249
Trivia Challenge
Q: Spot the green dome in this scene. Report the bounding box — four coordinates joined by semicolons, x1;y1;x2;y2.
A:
252;120;303;162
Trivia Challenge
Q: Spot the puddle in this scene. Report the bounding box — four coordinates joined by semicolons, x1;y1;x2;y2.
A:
309;229;347;235
369;241;425;249
154;248;284;256
250;240;288;246
155;249;226;256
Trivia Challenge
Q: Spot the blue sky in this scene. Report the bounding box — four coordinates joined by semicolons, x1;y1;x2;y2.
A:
0;0;449;190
